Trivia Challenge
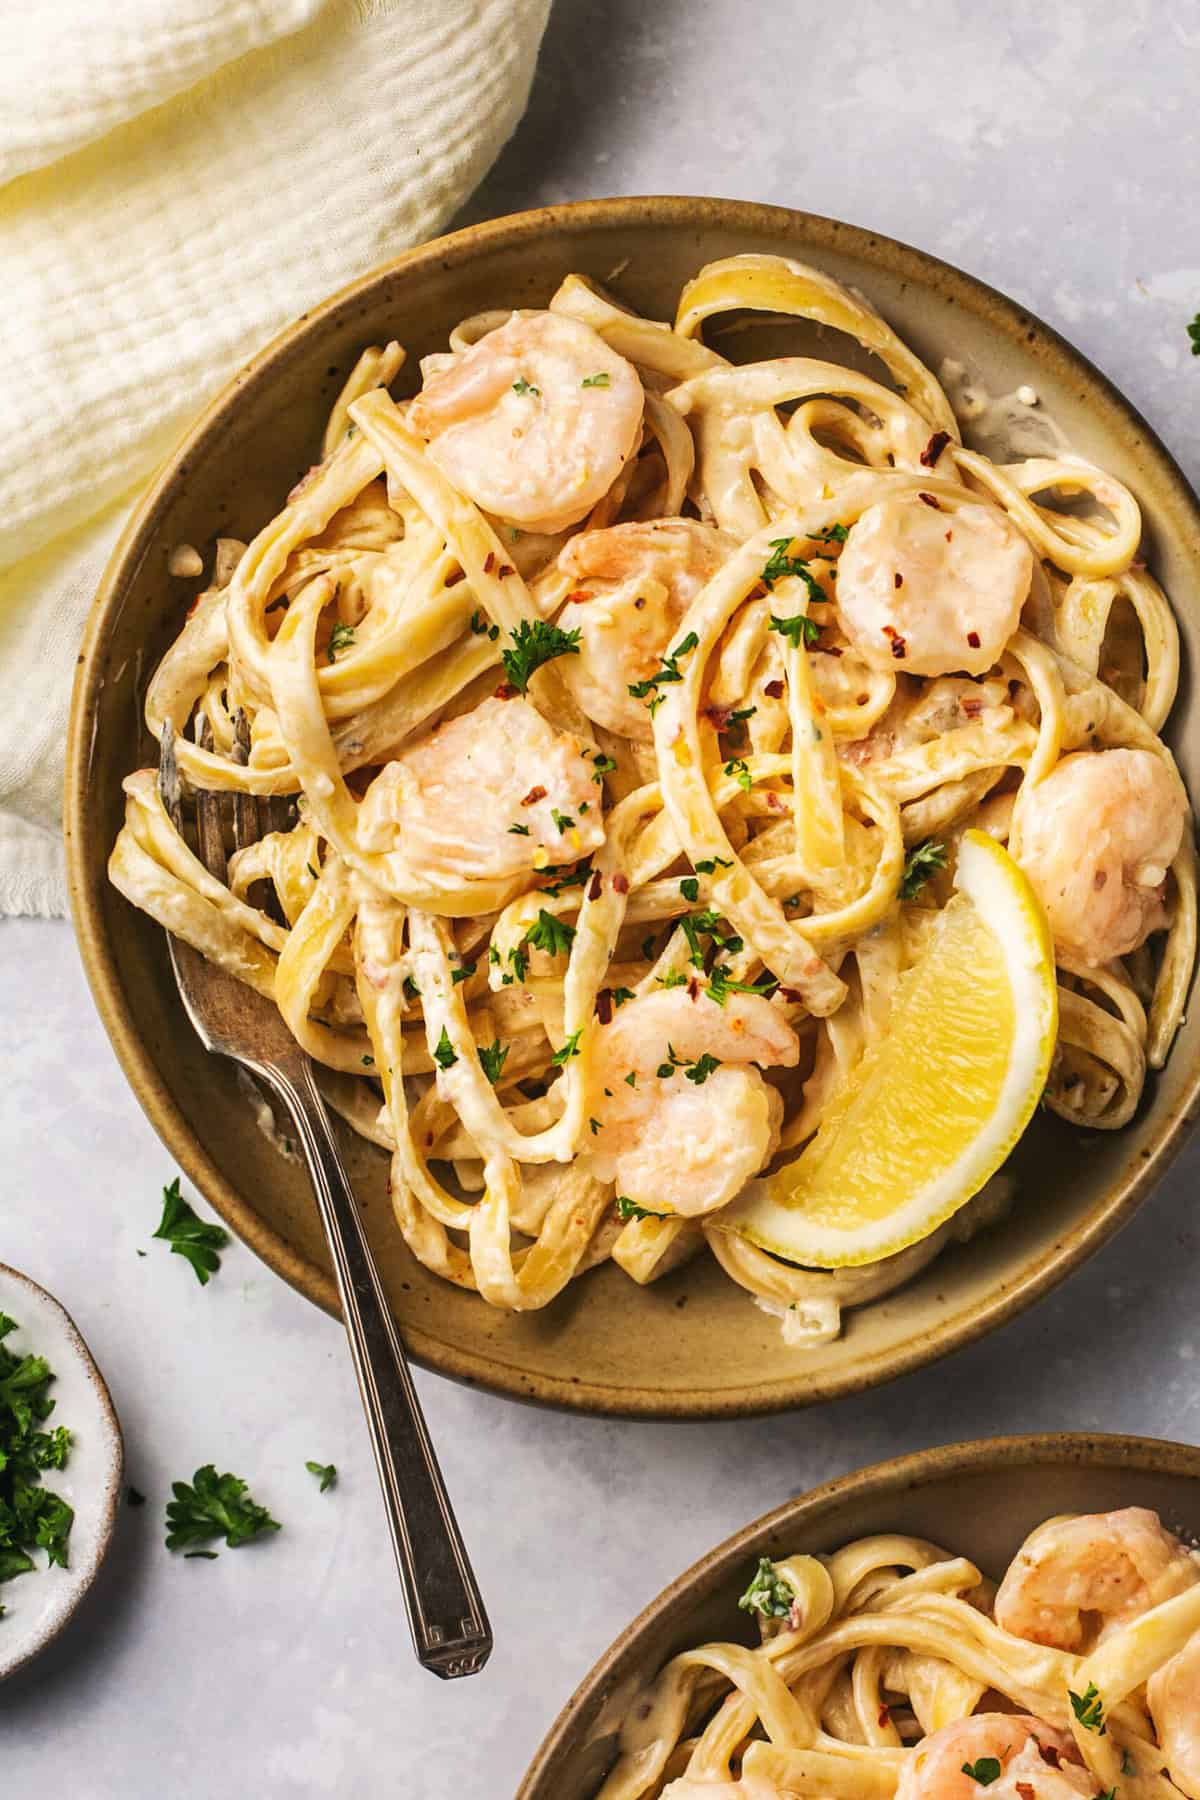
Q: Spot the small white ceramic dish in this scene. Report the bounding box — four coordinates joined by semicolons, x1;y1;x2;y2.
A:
0;1263;124;1680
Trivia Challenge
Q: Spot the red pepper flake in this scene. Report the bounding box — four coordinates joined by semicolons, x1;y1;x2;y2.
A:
521;785;548;806
894;571;904;589
918;491;942;510
595;988;613;1025
587;870;603;901
496;563;516;579
612;872;630;895
1017;1784;1035;1799
780;987;805;1004
766;790;784;811
882;625;907;660
705;704;733;730
445;568;466;587
687;975;701;1001
634;596;646;610
824;645;843;658
967;630;981;649
945;529;954;542
483;551;496;574
1040;1746;1062;1770
920;430;951;467
566;589;593;604
1094;869;1108;890
747;581;768;601
425;1132;434;1147
877;1703;891;1727
764;679;785;699
961;696;982;718
494;682;516;700
186;596;202;619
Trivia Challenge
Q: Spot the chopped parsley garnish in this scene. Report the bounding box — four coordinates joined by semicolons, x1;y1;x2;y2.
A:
589;1117;601;1134
306;863;318;879
327;621;356;662
1068;1682;1105;1733
165;1465;281;1553
550;808;574;834
684;1052;721;1085
769;611;821;649
506;944;530;985
627;632;700;706
679;909;742;968
361;1054;374;1067
550;1028;583;1067
507;822;531;836
655;1044;685;1079
501;619;581;693
808;523;848;545
450;961;476;986
624;1069;638;1087
469;609;500;642
737;1556;793;1619
706;965;779;1007
591;753;617;783
723;757;752;794
656;970;688;990
152;1177;229;1286
305;1461;337;1493
512;377;540;396
641;934;659;961
1121;1752;1136;1778
1189;314;1200;356
727;705;757;727
615;1196;667;1221
680;876;700;903
581;372;611;387
478;1040;510;1085
695;856;733;874
609;988;636;1007
961;1760;1002;1787
433;1027;458;1071
899;838;948;900
0;1312;75;1586
403;974;421;1001
539;859;593;897
760;539;827;606
524;909;576;958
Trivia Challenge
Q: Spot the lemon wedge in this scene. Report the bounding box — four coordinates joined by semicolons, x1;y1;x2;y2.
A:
724;830;1057;1268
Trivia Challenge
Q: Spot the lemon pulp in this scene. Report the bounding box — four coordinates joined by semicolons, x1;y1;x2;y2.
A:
723;830;1057;1268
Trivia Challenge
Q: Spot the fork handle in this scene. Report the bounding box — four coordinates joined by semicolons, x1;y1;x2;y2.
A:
250;1056;492;1679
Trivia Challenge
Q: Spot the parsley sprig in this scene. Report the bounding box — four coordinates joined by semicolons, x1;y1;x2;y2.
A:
737;1556;793;1619
501;620;581;693
524;909;576;958
615;1196;668;1221
478;1040;510;1085
961;1759;1002;1787
760;539;828;607
1189;314;1200;356
770;612;821;649
627;632;700;715
327;621;356;663
1069;1682;1106;1733
899;838;948;901
0;1313;74;1589
165;1465;281;1554
152;1178;229;1286
305;1461;337;1493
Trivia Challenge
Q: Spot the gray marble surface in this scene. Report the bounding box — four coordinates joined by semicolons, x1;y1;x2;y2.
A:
5;2;1200;1793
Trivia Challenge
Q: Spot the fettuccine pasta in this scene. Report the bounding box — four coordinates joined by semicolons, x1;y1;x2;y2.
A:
599;1506;1200;1800
109;254;1195;1335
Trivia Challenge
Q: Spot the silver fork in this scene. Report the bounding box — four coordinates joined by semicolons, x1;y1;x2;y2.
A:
157;720;491;1679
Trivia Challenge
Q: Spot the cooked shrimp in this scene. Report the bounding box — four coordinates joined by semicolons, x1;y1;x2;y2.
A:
408;311;644;534
894;1715;1092;1800
1017;749;1187;965
1148;1626;1200;1800
994;1507;1200;1652
587;987;799;1217
837;493;1032;676
357;695;604;891
556;519;733;739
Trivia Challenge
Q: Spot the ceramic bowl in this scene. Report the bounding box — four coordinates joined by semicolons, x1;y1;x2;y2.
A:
0;1265;123;1680
518;1432;1200;1796
65;197;1200;1416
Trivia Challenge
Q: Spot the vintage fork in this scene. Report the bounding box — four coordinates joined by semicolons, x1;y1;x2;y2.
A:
157;721;491;1679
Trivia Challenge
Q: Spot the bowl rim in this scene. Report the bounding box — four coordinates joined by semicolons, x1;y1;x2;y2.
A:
65;193;1200;1417
516;1429;1200;1796
0;1263;124;1682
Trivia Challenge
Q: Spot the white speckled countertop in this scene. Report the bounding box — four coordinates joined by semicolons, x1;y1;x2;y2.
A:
4;5;1200;1794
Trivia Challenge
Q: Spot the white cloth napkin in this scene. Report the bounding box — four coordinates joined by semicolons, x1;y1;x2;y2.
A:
0;0;550;916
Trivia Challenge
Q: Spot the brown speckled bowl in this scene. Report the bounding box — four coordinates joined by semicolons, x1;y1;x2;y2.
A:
65;197;1200;1417
518;1433;1200;1797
